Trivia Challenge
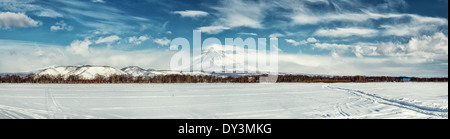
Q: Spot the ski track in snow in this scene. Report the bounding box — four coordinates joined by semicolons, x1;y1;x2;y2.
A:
324;84;448;119
0;88;100;119
43;89;100;119
45;88;66;119
0;104;47;119
336;104;350;117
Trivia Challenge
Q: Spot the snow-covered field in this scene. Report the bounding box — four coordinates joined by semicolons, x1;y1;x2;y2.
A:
0;83;447;119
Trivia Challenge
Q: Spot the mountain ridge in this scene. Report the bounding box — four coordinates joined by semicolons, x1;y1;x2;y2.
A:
35;65;215;80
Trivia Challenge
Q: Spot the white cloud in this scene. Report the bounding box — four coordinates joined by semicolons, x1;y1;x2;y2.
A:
66;39;92;57
0;12;40;29
291;13;321;25
128;36;150;45
91;0;105;3
219;14;263;29
173;10;209;18
269;33;284;38
285;39;301;46
95;35;121;44
381;25;419;37
314;27;379;37
404;32;448;60
313;43;353;50
36;9;64;18
305;0;330;4
50;26;63;31
354;33;448;61
153;37;171;46
286;37;319;46
306;37;318;43
313;43;354;58
277;52;446;77
238;33;257;36
353;45;379;58
373;42;405;56
197;26;231;34
311;32;448;61
166;31;172;34
50;20;74;32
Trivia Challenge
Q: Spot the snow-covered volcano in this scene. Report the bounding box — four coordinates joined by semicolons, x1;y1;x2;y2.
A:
192;44;259;73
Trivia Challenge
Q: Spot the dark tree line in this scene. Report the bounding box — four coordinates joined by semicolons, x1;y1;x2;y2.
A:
277;75;448;83
0;74;447;84
0;74;259;84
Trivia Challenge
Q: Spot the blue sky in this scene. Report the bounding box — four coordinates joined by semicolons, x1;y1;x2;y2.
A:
0;0;448;77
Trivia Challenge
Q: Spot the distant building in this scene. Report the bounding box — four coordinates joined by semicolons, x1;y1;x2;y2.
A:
397;77;411;82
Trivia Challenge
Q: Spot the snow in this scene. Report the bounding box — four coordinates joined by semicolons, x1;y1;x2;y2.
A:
0;83;447;119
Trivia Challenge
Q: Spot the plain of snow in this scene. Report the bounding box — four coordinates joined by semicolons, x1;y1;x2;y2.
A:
0;83;447;119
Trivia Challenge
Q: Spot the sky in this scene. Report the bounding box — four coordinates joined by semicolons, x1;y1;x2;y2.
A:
0;0;448;77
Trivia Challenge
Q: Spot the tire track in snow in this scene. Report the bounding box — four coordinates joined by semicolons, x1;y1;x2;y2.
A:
324;85;448;118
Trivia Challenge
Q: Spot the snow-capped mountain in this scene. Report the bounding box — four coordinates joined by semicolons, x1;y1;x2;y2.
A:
192;44;259;73
36;65;212;80
121;66;211;77
37;65;127;80
121;66;151;77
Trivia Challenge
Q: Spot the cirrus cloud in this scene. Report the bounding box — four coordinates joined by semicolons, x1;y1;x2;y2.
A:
197;25;231;34
197;0;268;34
314;27;379;37
92;0;105;3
